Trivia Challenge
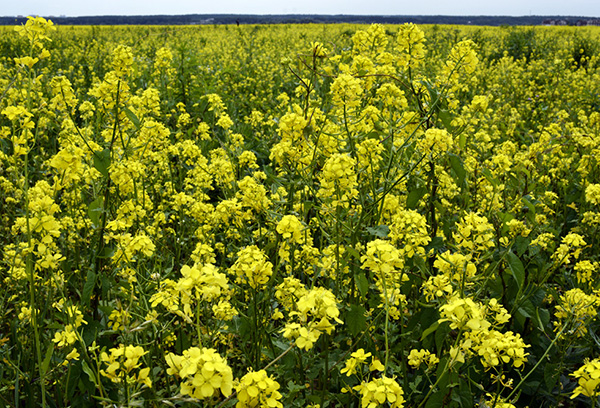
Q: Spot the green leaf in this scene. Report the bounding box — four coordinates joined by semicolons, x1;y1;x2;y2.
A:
409;375;423;393
481;168;498;187
346;246;361;260
506;250;525;290
521;196;537;223
514;236;530;256
426;236;445;253
448;154;466;187
346;304;367;336
435;322;451;353
458;133;467;150
517;299;535;319
93;149;111;178
355;272;369;299
407;187;427;209
544;362;560;390
425;389;446;408
438;109;453;131
123;107;141;129
87;197;103;228
366;225;390;239
41;343;54;375
521;196;536;215
81;360;98;386
454;379;474;407
535;307;550;332
98;245;115;259
421;320;440;341
82;269;96;306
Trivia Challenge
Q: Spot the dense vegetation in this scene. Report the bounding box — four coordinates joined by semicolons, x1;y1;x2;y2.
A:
2;17;600;407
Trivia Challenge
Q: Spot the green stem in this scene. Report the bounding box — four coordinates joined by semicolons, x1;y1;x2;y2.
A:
90;80;121;319
417;329;463;408
253;287;260;368
378;270;391;370
506;318;570;402
320;333;330;407
23;60;46;406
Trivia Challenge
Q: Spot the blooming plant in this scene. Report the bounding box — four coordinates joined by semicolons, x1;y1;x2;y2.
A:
2;17;600;408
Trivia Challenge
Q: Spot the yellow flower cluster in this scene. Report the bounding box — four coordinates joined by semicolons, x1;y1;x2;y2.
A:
574;260;598;284
108;308;131;331
388;209;431;258
417;128;454;157
166;347;233;400
1;105;35;156
100;344;152;388
453;212;495;253
282;287;342;350
330;73;364;109
571;358;600;400
396;23;426;68
318;153;359;211
52;324;78;347
479;394;516;408
150;262;234;323
340;348;385;376
422;274;454;302
361;239;408;319
466;329;529;369
235;369;283;408
361;239;404;276
353;376;405;408
229;245;274;289
440;296;491;332
276;214;305;244
441;39;479;89
552;233;587;265
554;288;600;337
585;183;600;205
439;296;528;369
433;252;477;283
275;276;307;310
5;15;600;408
407;349;439;369
13;16;55;68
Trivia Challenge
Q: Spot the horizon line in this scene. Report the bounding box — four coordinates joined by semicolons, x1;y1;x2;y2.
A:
2;13;600;18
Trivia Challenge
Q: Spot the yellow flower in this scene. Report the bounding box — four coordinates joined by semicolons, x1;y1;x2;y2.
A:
571;358;600;399
353;376;405;408
340;349;372;376
52;325;78;347
276;214;305;244
330;73;363;109
396;23;426;68
111;44;134;77
554;288;600;338
235;369;283;408
439;296;490;332
585;184;600;205
229;245;273;289
100;344;151;388
14;56;39;68
407;349;439;369
2;106;32;121
65;348;80;361
166;347;233;399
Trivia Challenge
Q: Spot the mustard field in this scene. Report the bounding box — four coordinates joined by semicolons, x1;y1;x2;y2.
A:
2;17;600;407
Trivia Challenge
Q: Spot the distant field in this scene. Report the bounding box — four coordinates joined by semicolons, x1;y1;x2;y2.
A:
2;18;600;407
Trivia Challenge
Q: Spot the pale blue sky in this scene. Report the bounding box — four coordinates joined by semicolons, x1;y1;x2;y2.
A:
4;0;600;17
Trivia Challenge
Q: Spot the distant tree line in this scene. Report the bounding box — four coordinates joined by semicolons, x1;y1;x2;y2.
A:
0;14;598;26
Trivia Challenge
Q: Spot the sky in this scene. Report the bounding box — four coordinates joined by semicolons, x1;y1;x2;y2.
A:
3;0;600;18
